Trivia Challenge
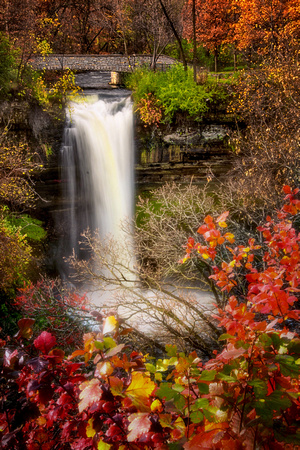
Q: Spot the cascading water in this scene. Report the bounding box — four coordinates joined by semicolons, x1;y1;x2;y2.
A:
60;93;135;269
59;90;214;343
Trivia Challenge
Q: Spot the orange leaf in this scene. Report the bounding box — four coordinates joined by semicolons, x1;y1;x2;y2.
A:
69;349;86;359
126;372;156;411
17;318;35;339
204;215;214;225
184;429;221;449
216;211;229;227
109;376;124;396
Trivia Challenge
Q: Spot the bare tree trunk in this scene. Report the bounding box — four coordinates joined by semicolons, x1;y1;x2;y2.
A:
192;0;197;81
151;42;157;70
157;0;188;71
233;47;237;71
214;48;218;72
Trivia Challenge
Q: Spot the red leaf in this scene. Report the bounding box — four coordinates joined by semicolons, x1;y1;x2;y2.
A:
34;331;57;354
197;224;209;234
78;379;103;413
216;343;247;361
127;413;152;442
38;385;55;405
282;185;291;194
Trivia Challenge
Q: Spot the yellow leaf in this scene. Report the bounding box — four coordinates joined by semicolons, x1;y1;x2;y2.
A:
173;416;186;437
126;372;156;411
155;372;163;381
86;418;96;438
97;441;111;450
37;416;47;426
151;399;163;412
159;413;173;428
103;316;118;334
224;232;235;244
216;211;229;227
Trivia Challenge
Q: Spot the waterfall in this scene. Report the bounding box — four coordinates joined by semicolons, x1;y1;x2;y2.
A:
59;92;214;341
60;94;135;262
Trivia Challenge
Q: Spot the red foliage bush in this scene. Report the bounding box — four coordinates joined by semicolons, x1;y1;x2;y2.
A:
1;187;300;449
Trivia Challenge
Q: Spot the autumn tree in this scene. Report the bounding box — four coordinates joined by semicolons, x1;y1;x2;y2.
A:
184;0;237;72
109;0;134;55
233;0;300;62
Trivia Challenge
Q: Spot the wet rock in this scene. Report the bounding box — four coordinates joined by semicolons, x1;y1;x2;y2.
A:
163;124;229;146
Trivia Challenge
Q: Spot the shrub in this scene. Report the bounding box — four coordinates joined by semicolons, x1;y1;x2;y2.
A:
0;219;32;294
126;64;230;124
0;33;18;98
1;187;299;448
14;278;90;350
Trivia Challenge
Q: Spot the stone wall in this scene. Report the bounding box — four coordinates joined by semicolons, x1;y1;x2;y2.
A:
30;54;178;72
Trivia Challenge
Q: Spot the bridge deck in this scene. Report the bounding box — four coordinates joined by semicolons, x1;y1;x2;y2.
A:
30;54;177;72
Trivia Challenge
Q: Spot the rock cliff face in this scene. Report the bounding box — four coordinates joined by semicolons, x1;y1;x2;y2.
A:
0;98;64;218
0;88;235;214
135;122;234;190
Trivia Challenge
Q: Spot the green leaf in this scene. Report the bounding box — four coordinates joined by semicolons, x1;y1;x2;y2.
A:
156;358;176;372
248;379;268;397
94;341;104;350
275;355;299;377
190;410;204;424
145;363;156;373
165;344;177;357
174;394;186;410
203;406;217;422
197;383;209;394
270;333;282;350
199;370;216;381
156;383;185;410
218;333;234;341
254;399;273;425
265;391;292;412
287;338;300;355
258;334;273;349
172;384;185;393
193;398;210;410
274;430;300;445
156;383;177;401
217;372;236;382
103;337;116;350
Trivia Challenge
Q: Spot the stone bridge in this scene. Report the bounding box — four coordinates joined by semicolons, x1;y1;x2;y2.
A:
30;54;178;73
